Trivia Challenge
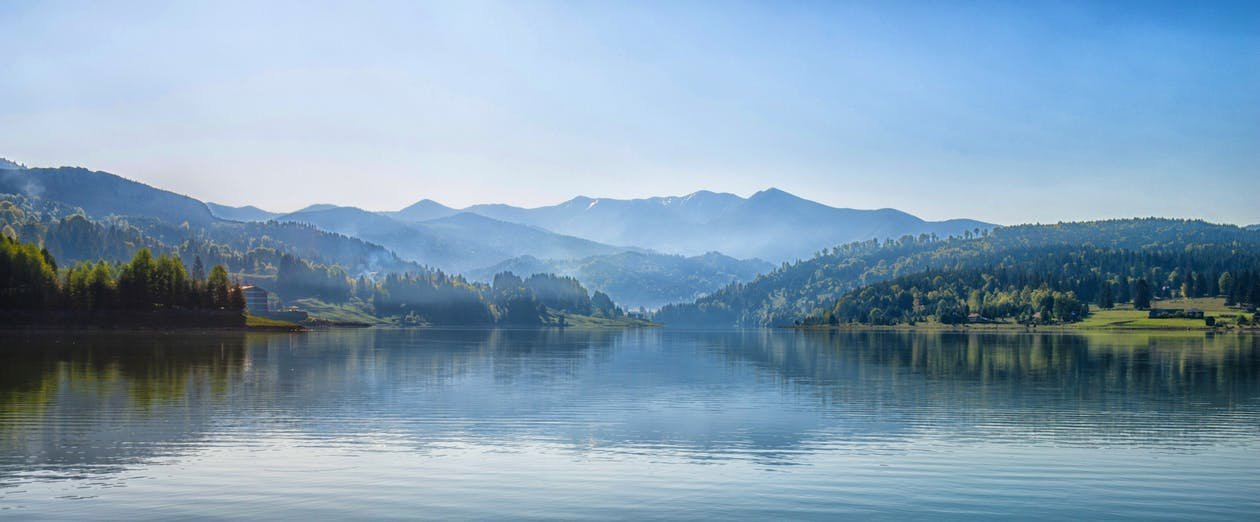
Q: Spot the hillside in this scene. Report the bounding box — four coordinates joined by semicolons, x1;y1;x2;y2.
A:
0;168;423;277
276;207;628;272
655;219;1260;327
820;246;1260;327
0;167;218;226
417;213;627;268
468;251;773;309
0;194;421;278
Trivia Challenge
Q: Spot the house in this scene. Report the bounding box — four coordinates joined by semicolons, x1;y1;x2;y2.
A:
1184;308;1204;319
240;285;270;313
968;313;994;324
241;285;309;322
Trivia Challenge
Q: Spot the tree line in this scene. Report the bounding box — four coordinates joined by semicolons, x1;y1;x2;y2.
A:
267;253;626;326
1;236;244;312
808;245;1260;326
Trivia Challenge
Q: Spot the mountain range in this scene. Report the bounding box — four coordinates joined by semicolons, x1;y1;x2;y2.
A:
274;205;628;273
211;188;994;263
462;189;993;262
2;157;1004;309
6;157;1258;321
0;161;767;307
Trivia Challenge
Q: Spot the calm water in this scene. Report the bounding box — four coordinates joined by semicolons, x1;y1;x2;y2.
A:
1;329;1257;520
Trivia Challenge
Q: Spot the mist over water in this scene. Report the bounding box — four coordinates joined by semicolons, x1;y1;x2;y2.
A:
2;329;1258;519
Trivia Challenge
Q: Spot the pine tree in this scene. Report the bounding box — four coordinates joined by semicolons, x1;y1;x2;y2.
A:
1134;279;1152;310
192;255;206;282
1099;285;1114;309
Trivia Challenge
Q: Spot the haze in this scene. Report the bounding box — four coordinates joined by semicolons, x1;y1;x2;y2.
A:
2;0;1257;224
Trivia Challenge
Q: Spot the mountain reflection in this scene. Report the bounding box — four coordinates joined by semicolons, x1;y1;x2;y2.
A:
1;329;1258;479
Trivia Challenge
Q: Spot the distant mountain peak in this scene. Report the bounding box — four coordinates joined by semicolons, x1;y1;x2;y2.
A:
206;202;280;222
390;198;458;223
683;189;733;200
400;198;451;212
0;158;27;170
750;187;797;199
292;203;342;213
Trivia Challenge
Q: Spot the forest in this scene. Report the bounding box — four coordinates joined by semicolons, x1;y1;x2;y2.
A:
2;194;629;327
2;231;624;327
656;219;1260;327
1;236;244;312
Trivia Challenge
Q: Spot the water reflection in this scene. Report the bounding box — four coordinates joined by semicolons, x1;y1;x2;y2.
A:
0;332;249;479
1;330;1258;481
708;331;1260;451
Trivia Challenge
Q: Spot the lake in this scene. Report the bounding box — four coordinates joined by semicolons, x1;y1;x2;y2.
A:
1;329;1257;520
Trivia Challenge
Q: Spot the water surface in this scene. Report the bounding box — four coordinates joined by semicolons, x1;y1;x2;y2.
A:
1;329;1257;519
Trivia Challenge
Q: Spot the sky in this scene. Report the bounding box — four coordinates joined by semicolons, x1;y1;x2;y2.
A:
1;0;1257;225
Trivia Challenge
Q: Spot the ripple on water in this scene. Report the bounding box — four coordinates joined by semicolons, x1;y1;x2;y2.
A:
0;329;1257;519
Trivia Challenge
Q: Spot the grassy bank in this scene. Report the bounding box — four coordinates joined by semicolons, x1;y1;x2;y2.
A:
244;313;306;331
288;298;383;325
800;298;1257;333
277;298;656;329
552;312;658;329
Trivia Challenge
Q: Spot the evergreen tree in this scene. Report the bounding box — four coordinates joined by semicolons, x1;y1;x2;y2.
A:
1220;272;1235;305
1099;285;1114;309
117;249;156;309
208;265;231;308
192;255;206;282
0;236;58;309
1134;278;1152;310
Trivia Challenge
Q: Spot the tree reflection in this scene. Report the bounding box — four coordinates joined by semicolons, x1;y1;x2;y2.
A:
1;329;1257;478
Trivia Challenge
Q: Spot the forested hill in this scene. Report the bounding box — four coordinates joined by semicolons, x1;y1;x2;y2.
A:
0;167;218;226
467;251;773;310
0;193;420;277
654;219;1260;327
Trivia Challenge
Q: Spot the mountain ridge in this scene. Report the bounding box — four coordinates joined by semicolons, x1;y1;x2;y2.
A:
274;206;631;273
206;202;281;222
399;187;993;262
0;166;219;226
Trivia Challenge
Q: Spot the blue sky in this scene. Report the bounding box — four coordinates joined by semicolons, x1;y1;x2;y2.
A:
1;0;1257;224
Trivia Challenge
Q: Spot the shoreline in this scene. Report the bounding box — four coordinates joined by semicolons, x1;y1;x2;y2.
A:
0;310;306;332
793;323;1260;334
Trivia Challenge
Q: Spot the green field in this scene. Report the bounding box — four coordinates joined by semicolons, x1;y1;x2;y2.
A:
1074;308;1209;330
551;312;658;329
804;297;1255;333
245;313;305;330
289;298;384;325
1074;298;1254;331
280;298;655;329
1150;297;1235;313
